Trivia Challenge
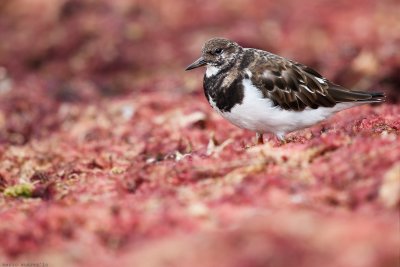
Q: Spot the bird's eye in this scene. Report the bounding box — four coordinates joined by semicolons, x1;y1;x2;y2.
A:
213;48;223;55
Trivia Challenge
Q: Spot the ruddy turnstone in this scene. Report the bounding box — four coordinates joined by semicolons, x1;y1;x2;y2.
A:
185;37;385;143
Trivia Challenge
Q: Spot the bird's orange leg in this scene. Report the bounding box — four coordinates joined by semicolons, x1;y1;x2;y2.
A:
256;133;264;145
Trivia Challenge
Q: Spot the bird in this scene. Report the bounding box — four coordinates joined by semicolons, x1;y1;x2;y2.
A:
185;37;385;144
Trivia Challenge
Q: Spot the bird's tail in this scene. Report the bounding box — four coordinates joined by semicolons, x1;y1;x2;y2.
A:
328;85;386;104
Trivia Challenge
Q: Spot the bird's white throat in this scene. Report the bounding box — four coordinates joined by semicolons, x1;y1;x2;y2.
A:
206;65;220;77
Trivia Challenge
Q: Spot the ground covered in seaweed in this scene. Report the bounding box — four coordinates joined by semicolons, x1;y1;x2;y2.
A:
0;0;399;267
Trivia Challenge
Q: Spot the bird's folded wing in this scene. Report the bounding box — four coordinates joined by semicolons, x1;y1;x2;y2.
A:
250;56;383;111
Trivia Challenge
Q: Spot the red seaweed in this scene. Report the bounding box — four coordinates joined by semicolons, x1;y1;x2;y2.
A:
0;0;399;266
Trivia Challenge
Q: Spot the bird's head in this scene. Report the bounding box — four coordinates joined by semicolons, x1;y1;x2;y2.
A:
185;38;242;73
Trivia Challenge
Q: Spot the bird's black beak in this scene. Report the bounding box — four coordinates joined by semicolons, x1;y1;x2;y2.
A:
185;57;206;71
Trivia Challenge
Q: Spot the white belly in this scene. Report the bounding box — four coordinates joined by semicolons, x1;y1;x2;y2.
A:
209;79;354;138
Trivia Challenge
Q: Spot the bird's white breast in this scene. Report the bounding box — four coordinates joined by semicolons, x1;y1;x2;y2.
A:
209;79;354;138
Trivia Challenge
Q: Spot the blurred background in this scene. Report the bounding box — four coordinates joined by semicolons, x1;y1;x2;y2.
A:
0;0;399;92
0;0;398;145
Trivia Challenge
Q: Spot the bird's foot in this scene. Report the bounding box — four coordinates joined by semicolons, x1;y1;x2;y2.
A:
252;133;287;147
278;138;287;146
275;133;287;146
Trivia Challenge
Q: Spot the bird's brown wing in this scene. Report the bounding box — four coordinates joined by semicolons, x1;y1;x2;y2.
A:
249;53;384;111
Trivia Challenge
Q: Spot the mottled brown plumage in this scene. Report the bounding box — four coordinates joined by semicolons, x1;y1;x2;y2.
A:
244;49;383;111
